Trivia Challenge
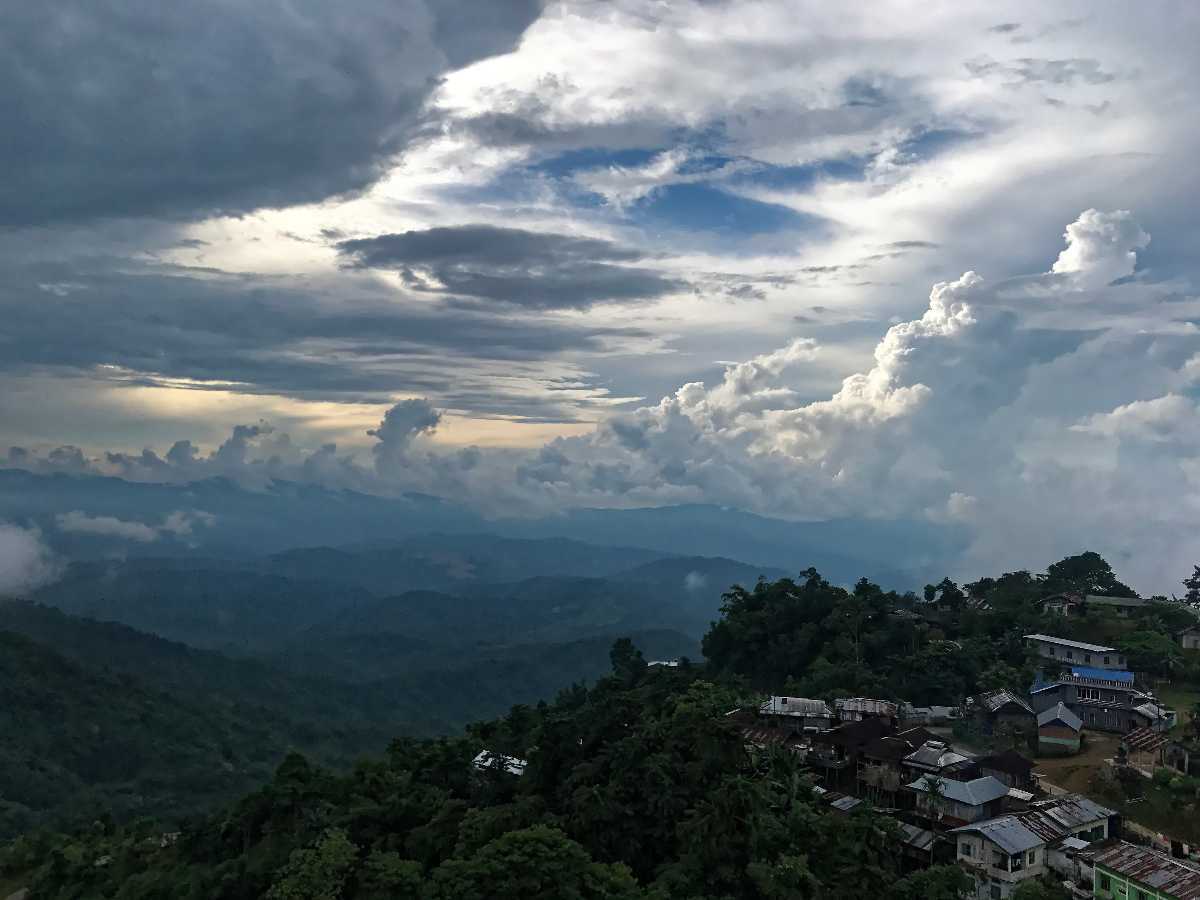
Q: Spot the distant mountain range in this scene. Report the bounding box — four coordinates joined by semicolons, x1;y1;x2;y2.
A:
0;468;961;587
0;466;962;836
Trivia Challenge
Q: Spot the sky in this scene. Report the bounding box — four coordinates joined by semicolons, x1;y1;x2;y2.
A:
2;0;1199;592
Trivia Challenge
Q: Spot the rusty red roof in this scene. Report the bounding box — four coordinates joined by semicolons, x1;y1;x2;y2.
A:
1093;842;1200;900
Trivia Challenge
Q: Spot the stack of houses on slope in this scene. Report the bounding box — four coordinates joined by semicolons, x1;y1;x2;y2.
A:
742;688;1200;897
1025;634;1175;735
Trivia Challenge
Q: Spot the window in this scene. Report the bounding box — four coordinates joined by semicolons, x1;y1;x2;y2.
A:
1085;654;1093;663
1067;650;1075;660
1027;850;1037;864
990;886;1002;900
961;843;973;857
1100;874;1111;890
1104;656;1111;665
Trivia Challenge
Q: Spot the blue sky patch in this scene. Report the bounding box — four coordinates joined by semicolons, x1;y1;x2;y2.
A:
629;182;818;237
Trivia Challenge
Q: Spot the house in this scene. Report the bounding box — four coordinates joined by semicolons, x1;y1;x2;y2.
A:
951;794;1117;900
1179;625;1200;651
858;726;938;803
908;775;1009;827
760;696;835;732
1037;702;1083;756
889;819;956;870
902;740;971;778
966;689;1036;736
1079;595;1149;618
1042;593;1080;616
1029;669;1174;734
1025;634;1127;673
1091;841;1200;900
976;749;1037;791
647;659;681;668
835;697;899;725
472;750;527;777
808;717;893;789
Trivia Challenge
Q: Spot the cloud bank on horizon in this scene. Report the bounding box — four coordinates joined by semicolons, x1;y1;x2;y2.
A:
1;1;1198;592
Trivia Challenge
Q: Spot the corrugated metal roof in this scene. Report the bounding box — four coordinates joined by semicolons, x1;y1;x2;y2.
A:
904;740;970;770
898;822;937;852
830;795;864;812
957;817;1045;854
1071;666;1134;683
909;775;1009;806
1093;842;1200;900
1133;702;1172;724
836;697;899;716
974;688;1035;715
1025;633;1118;653
761;696;833;718
863;727;937;762
1038;701;1083;731
952;795;1115;855
473;750;527;776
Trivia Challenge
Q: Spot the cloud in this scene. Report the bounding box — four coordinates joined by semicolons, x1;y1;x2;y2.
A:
369;399;443;473
55;509;217;543
0;259;653;420
0;523;59;596
338;225;684;309
1051;208;1150;288
0;0;541;225
1074;394;1200;445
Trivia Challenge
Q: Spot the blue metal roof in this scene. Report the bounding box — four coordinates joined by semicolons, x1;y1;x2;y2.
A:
1071;666;1133;683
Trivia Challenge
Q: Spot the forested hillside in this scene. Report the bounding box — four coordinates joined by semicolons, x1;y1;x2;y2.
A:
4;657;971;900
4;550;1197;898
0;601;695;839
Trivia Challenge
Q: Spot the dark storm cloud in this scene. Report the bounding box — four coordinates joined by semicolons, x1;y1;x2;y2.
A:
0;0;541;226
338;225;685;309
0;260;649;408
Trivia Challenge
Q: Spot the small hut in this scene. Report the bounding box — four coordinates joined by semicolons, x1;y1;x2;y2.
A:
1037;702;1083;756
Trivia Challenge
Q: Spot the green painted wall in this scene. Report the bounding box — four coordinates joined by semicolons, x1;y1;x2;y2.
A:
1094;863;1171;900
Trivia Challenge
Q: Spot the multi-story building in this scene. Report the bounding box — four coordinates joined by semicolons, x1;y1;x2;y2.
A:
951;795;1117;900
1025;634;1127;672
1029;669;1174;734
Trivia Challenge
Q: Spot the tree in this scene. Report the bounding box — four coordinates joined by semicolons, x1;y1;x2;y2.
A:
748;854;821;899
609;638;647;684
1042;552;1137;598
426;826;644;900
924;578;966;610
1012;879;1073;900
266;828;359;900
889;865;972;900
1183;565;1200;604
